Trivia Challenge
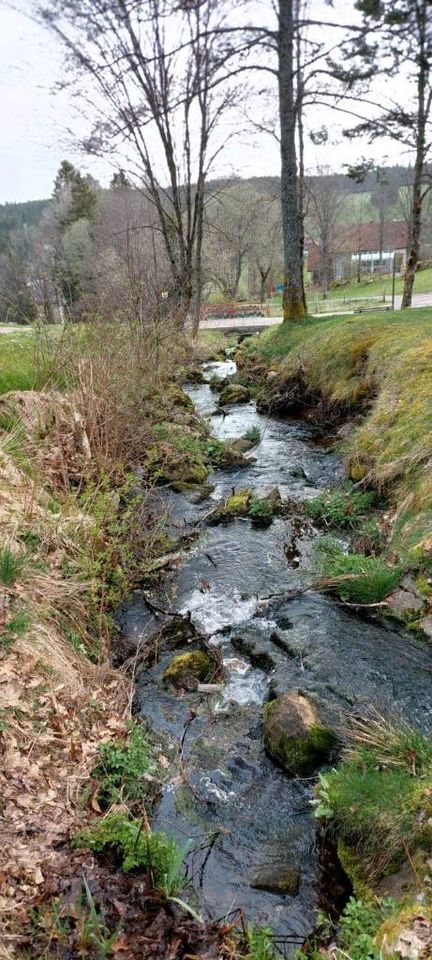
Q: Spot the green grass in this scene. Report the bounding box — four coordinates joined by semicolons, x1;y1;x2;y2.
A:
0;546;27;586
0;331;38;393
313;717;432;883
305;486;376;529
315;538;401;603
245;307;432;570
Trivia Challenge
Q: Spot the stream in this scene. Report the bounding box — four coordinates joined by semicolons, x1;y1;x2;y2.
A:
119;358;432;949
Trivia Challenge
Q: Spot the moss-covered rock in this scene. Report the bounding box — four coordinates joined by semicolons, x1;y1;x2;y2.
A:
209;489;251;524
219;383;250;405
263;693;337;776
167;384;194;409
163;650;215;688
348;461;369;482
164;457;209;489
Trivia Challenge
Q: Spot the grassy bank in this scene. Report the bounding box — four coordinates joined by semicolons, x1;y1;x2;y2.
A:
0;321;239;957
240;307;432;567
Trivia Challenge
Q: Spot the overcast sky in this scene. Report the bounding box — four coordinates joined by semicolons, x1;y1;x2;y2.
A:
0;1;413;205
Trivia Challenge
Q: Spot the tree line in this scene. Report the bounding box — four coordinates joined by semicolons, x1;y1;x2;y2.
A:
2;0;432;325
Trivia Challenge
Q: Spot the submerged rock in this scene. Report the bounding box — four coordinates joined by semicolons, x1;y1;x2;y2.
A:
263;692;337;776
219;383;250;405
251;863;300;896
163;650;216;688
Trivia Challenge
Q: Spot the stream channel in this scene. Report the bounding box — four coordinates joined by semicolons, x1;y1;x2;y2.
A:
119;357;432;949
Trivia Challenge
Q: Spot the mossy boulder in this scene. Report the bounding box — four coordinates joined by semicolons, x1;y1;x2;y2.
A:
164;456;209;489
167;385;194;409
263;693;337;776
348;460;369;482
209;489;251;524
163;650;215;688
219;383;250;405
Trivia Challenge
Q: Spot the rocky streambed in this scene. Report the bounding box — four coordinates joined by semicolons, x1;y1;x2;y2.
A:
118;359;432;948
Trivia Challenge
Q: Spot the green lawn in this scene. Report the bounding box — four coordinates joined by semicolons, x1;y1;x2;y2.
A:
268;267;432;311
0;330;39;394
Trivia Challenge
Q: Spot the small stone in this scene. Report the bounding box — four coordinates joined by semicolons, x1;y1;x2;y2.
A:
387;590;423;616
251;864;300;896
419;617;432;641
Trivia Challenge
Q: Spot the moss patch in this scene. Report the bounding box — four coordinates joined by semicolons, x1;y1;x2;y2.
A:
263;693;337;776
163;650;217;688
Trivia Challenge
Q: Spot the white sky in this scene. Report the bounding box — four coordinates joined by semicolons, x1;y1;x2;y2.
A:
0;1;414;204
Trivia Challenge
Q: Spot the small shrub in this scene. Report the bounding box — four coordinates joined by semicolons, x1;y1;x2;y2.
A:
243;426;261;446
305;487;376;529
92;722;155;807
315;538;401;603
248;497;273;526
0;546;27;586
74;813;187;894
337;896;398;960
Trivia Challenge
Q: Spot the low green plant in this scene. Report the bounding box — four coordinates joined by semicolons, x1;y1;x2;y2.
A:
248;497;274;525
28;876;120;959
0;546;27;586
1;606;29;647
243;426;261;446
246;925;276;960
312;717;432;881
92;721;155;807
74;813;187;894
338;896;398;960
315;538;401;603
305;487;376;529
296;897;398;960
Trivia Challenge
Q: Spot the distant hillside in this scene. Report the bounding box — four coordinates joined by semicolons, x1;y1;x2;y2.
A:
0;164;415;253
0;199;50;253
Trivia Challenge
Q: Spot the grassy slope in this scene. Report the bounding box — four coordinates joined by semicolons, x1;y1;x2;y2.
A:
248;307;432;561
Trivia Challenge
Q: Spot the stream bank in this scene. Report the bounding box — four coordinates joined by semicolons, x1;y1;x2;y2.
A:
120;355;432;949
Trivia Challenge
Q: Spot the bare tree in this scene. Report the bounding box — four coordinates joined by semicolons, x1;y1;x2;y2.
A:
38;0;238;329
305;171;347;294
203;182;261;300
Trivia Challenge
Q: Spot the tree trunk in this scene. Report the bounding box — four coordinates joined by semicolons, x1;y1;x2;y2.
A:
278;0;306;322
401;4;428;309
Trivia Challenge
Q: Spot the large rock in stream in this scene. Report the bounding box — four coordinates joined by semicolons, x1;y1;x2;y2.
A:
263;692;337;776
219;383;250;405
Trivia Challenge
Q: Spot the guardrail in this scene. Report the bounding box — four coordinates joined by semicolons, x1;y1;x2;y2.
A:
309;294;387;314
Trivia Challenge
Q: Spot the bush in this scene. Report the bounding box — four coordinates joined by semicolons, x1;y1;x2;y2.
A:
248;497;274;526
243;426;261;446
315;538;401;603
92;722;155;807
312;717;432;882
305;487;376;529
74;813;187;894
0;546;27;586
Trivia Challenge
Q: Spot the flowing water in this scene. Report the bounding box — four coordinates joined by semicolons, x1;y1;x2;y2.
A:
120;359;432;948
